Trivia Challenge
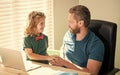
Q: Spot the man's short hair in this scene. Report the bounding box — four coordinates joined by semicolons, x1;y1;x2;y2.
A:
69;5;91;27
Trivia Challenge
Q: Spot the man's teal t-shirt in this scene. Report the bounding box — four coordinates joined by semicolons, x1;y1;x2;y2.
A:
63;29;104;67
23;34;48;64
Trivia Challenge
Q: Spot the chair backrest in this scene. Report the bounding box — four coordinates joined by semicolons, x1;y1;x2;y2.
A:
88;19;117;74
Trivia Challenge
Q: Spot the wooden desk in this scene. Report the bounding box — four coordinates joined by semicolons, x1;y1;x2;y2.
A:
0;62;91;75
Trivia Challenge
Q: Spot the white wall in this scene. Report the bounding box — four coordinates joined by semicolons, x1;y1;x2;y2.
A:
53;0;79;49
79;0;120;74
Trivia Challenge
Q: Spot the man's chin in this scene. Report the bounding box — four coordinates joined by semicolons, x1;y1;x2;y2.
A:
69;30;75;34
69;29;73;33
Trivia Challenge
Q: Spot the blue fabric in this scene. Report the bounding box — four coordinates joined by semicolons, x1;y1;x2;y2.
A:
54;71;78;75
63;30;104;67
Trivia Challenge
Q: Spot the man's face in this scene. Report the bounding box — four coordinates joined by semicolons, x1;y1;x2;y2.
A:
68;13;80;34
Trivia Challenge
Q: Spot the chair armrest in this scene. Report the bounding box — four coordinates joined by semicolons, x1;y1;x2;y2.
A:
105;68;120;75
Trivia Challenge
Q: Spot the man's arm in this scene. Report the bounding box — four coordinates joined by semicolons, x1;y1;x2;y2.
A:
50;57;102;75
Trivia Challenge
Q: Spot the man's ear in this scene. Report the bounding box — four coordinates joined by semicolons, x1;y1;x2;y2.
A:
78;20;84;27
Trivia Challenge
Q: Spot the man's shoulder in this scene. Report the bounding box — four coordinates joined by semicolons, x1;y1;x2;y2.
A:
89;30;101;41
89;30;104;48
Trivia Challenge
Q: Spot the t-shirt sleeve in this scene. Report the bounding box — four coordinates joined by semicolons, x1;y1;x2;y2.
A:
23;37;32;50
89;40;105;62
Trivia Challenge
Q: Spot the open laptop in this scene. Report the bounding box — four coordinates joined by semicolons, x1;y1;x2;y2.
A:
0;47;41;72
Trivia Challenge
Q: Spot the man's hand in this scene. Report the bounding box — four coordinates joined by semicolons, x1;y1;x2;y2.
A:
49;56;65;67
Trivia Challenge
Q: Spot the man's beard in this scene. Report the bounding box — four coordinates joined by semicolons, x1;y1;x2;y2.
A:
70;27;80;34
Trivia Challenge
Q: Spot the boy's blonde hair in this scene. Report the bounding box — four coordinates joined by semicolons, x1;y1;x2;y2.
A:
24;11;46;36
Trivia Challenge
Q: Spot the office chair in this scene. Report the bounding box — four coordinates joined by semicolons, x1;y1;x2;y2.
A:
89;19;119;75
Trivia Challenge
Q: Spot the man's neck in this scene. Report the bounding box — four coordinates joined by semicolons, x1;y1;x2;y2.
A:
76;28;88;41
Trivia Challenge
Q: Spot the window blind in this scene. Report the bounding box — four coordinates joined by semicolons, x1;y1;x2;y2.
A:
0;0;54;50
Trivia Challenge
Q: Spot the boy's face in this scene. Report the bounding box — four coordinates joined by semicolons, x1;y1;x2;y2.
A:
36;18;45;33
